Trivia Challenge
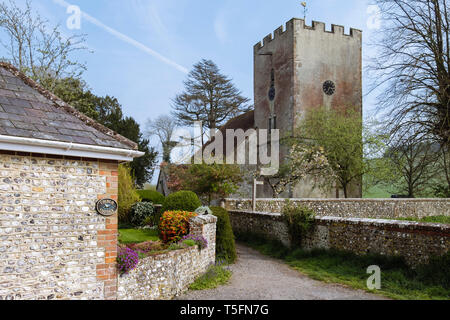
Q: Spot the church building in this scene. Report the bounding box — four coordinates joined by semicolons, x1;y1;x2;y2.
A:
159;18;363;199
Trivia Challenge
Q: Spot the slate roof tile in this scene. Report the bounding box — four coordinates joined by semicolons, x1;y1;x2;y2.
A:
34;125;59;134
24;108;46;118
0;119;13;127
0;63;138;150
4;127;33;137
10;121;36;131
0;96;10;105
1;104;28;115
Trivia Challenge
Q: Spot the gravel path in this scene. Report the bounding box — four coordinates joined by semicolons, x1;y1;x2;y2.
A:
177;243;388;300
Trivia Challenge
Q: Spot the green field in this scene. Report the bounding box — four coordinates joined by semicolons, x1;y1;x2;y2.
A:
364;185;392;198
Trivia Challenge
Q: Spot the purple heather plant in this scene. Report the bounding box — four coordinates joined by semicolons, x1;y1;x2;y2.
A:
181;234;208;250
117;246;139;275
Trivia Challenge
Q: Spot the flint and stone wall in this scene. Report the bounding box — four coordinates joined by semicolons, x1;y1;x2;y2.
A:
0;151;118;300
229;210;450;267
224;198;450;219
118;214;217;300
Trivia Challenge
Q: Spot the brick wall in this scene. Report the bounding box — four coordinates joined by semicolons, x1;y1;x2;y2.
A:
0;151;119;300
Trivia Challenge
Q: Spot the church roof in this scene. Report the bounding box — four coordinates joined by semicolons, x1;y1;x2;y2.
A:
202;110;255;152
0;63;138;150
220;110;255;132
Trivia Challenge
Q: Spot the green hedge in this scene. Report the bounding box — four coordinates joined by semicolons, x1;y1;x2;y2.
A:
161;191;201;213
211;207;237;264
136;190;165;205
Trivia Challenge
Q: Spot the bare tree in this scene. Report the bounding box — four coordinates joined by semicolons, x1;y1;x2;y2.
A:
386;135;440;197
369;0;450;148
172;59;250;147
0;0;88;91
434;145;450;196
145;115;178;163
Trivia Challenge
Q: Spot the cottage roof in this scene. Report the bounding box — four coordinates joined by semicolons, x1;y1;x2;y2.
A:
0;63;138;151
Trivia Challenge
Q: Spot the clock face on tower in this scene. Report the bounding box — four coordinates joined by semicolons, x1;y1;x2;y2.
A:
323;80;336;96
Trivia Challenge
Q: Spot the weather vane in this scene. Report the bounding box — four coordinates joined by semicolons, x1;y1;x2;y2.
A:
301;1;308;20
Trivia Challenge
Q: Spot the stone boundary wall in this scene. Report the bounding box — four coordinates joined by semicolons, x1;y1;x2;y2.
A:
118;214;217;300
229;210;450;267
224;198;450;219
0;151;119;300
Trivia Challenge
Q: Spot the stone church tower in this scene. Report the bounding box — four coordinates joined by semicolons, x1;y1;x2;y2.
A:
158;18;363;200
254;19;363;198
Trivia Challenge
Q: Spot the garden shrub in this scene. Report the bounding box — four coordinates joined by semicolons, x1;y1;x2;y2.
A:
168;243;183;251
159;211;197;243
211;207;237;264
130;202;155;227
182;234;208;250
281;200;316;246
161;191;201;213
117;246;139;275
182;239;197;247
118;165;141;223
136;190;165;205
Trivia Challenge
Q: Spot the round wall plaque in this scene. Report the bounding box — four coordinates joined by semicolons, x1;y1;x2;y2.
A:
96;198;118;217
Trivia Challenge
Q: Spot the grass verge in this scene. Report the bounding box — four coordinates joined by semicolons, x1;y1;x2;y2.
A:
189;265;232;291
237;233;450;300
118;228;159;244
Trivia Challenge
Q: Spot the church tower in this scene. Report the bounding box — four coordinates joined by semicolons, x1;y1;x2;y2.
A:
254;19;363;198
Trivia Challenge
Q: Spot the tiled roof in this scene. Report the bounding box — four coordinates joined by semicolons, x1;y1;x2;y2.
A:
0;63;138;150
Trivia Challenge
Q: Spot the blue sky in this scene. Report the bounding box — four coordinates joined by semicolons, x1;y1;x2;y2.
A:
3;0;379;126
1;0;381;183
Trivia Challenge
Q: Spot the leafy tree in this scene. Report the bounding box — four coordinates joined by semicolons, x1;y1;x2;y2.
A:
51;77;100;120
118;164;141;223
172;59;251;146
52;78;158;187
163;162;242;203
362;120;400;196
187;163;242;203
295;106;363;198
263;144;334;198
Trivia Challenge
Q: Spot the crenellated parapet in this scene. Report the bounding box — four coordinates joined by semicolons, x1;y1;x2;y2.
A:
254;18;362;52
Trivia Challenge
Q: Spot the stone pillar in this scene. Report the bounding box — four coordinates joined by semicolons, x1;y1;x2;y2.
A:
189;214;218;267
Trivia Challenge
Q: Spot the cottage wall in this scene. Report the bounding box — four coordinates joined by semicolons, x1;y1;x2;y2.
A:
0;151;118;300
